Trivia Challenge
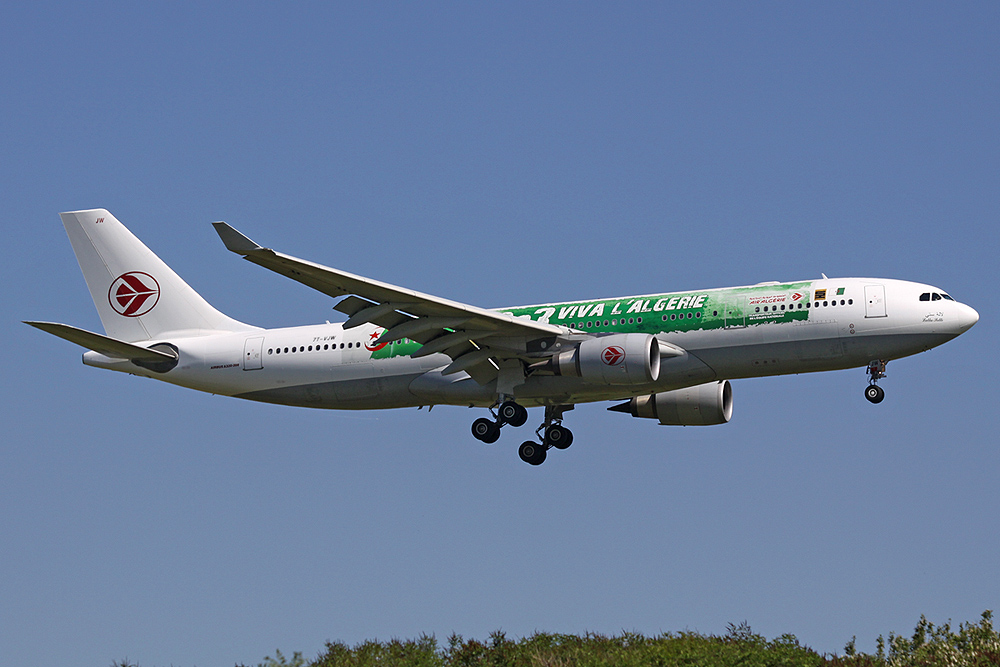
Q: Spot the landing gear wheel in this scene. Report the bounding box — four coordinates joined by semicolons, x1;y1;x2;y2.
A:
518;441;547;466
471;418;500;443
544;424;573;450
865;385;885;404
499;401;528;427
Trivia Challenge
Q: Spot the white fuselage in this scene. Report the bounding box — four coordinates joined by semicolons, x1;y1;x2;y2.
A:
82;277;978;411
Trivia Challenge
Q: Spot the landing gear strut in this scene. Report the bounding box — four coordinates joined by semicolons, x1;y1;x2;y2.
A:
518;405;575;466
865;360;887;404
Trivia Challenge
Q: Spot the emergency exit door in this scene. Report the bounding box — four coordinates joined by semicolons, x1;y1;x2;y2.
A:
243;336;264;370
864;285;887;318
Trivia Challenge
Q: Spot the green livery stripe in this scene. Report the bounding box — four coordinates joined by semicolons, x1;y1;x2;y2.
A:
368;282;828;359
500;282;815;334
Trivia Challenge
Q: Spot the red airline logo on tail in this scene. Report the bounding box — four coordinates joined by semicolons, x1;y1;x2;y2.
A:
109;272;160;317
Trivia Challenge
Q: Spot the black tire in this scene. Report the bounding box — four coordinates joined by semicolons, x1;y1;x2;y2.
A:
499;401;528;427
472;418;500;443
518;441;547;466
544;424;573;450
865;385;885;404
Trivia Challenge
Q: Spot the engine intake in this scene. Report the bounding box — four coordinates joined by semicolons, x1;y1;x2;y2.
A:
555;333;660;385
610;380;733;425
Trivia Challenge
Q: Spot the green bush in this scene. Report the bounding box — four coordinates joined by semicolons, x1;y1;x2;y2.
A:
301;611;998;667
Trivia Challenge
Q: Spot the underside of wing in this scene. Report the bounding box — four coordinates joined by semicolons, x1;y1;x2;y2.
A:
213;222;568;384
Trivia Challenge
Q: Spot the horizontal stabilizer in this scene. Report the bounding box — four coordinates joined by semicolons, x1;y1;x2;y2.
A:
24;321;178;363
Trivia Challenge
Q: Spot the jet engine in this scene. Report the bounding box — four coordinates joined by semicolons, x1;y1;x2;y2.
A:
553;333;660;385
609;380;733;425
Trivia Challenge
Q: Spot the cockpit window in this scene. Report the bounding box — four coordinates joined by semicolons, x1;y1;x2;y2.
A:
920;293;930;301
941;293;954;301
932;293;942;301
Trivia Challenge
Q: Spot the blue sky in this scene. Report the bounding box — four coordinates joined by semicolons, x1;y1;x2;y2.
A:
2;3;998;665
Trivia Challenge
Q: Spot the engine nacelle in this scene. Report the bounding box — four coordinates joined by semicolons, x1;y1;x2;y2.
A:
555;333;660;385
612;380;733;425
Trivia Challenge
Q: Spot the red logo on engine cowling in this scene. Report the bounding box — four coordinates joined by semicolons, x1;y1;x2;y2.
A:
109;272;160;317
602;346;625;366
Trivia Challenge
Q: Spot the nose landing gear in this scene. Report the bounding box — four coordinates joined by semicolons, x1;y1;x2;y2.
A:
865;360;887;404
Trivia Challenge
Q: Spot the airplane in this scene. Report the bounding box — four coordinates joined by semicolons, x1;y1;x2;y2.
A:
26;209;979;465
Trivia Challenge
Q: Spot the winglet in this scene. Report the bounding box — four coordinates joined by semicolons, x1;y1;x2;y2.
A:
213;222;264;255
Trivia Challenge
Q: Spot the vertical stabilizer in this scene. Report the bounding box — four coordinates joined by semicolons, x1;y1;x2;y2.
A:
60;209;256;341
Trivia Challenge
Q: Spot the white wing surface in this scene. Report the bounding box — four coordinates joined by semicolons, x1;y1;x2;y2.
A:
213;223;567;384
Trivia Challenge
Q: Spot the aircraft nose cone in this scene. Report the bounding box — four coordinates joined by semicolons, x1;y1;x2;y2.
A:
956;303;979;333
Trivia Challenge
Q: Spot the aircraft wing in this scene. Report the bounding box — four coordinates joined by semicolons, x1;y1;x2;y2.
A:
213;222;567;384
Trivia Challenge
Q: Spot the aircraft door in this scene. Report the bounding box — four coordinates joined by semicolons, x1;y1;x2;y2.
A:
724;295;746;328
864;285;887;318
243;336;264;370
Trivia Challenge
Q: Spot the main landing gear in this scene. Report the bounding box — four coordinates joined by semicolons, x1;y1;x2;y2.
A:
470;401;574;466
865;360;887;404
470;399;526;445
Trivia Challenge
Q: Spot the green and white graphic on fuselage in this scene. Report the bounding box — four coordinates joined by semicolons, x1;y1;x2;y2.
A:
500;281;814;334
369;336;422;360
